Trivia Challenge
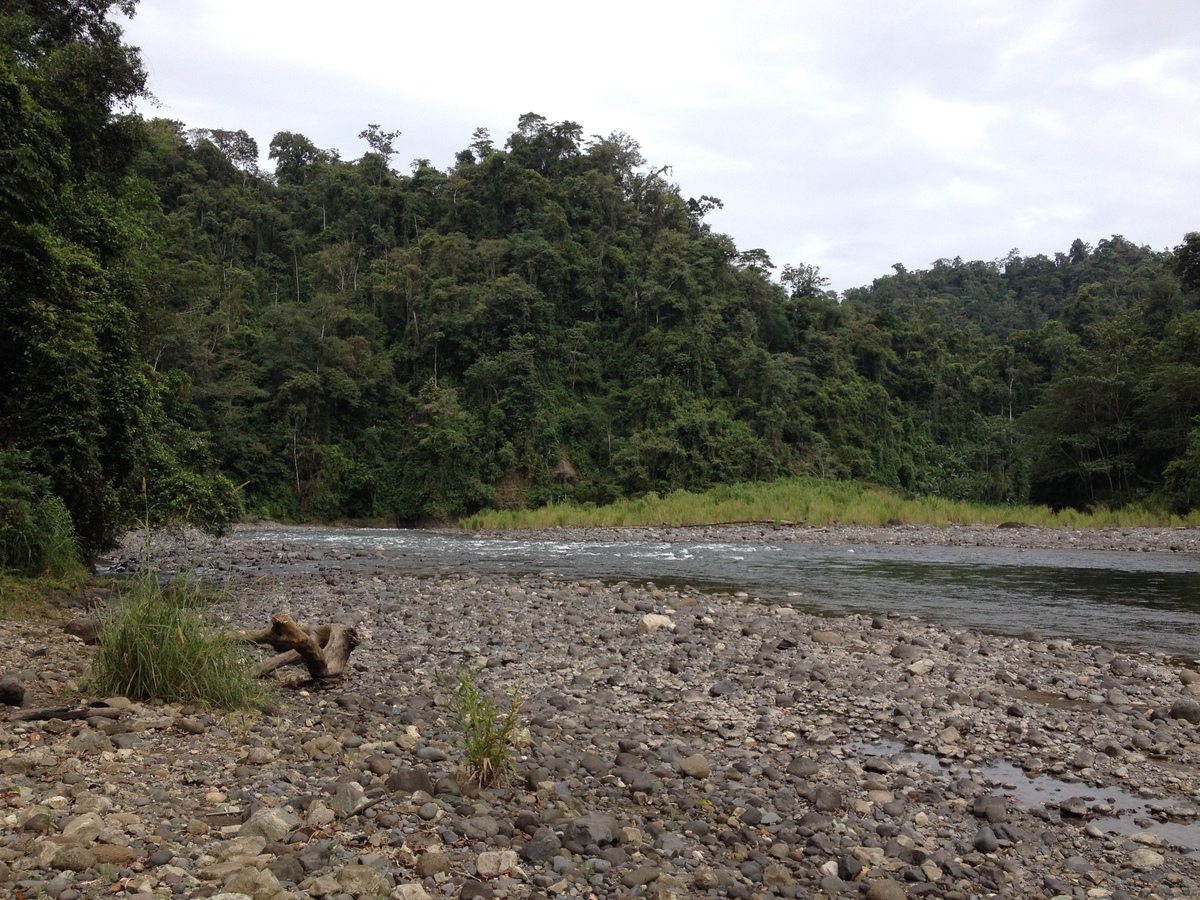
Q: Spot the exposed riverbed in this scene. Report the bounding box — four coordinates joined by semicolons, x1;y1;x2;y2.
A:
0;523;1198;899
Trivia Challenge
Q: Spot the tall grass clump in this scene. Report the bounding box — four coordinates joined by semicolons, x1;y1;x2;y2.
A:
440;666;523;787
90;574;266;709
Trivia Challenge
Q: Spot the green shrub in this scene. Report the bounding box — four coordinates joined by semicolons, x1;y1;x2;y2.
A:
0;450;84;578
441;666;523;787
89;574;266;709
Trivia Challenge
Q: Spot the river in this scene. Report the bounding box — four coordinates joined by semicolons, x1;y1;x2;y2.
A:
232;526;1200;660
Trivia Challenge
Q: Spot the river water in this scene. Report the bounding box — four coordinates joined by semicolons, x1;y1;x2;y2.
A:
242;527;1200;660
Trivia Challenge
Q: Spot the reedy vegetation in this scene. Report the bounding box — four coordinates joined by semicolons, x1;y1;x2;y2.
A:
4;2;1200;572
88;573;267;709
440;666;524;788
463;477;1200;531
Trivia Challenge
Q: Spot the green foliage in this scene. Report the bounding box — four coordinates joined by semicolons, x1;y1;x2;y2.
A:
0;450;84;577
0;1;239;553
5;3;1200;521
440;666;523;788
89;574;267;709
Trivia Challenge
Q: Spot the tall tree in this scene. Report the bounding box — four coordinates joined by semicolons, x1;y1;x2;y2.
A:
1;1;237;554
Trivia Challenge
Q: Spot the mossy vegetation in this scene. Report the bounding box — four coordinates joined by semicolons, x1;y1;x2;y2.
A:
461;477;1200;531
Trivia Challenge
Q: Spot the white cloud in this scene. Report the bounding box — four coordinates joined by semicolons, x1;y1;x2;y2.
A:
894;92;998;157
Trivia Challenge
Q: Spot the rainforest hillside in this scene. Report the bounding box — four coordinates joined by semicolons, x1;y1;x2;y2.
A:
4;1;1200;567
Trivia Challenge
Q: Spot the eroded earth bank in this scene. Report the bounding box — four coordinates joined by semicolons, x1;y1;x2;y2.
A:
2;526;1200;900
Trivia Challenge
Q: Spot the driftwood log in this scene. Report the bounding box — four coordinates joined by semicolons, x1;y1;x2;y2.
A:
11;702;125;722
241;614;359;681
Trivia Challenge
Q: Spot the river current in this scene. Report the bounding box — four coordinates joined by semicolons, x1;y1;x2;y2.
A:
241;527;1200;660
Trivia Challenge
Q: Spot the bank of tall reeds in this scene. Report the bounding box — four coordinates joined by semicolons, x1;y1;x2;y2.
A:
89;573;266;709
461;477;1200;531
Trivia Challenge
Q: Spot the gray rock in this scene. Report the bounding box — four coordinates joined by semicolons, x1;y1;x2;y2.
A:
865;877;908;900
621;865;661;888
337;863;391;897
564;812;618;846
327;782;365;815
267;854;306;885
50;845;97;871
813;785;843;811
973;825;999;852
972;794;1008;823
239;807;300;842
60;811;105;844
1060;796;1089;818
1129;848;1166;870
415;851;450;878
386;766;435;795
1170;698;1200;724
680;753;710;779
709;679;736;697
475;849;519;877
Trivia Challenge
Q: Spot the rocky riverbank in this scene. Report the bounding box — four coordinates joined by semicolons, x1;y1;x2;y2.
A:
2;528;1200;899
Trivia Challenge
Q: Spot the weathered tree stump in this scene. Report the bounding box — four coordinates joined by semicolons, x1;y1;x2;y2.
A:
241;614;359;681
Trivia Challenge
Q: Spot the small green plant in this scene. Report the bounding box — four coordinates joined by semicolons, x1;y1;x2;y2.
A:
89;573;267;709
440;666;523;787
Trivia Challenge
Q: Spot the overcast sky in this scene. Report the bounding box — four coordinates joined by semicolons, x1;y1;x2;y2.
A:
120;1;1200;293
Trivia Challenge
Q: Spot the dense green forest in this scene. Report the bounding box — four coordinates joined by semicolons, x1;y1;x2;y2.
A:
4;1;1200;570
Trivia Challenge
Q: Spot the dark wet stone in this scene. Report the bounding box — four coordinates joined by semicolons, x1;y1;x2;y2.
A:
522;828;562;864
460;880;495;900
1059;796;1089;818
0;674;25;706
973;826;998;853
838;855;863;880
579;753;610;775
739;860;764;881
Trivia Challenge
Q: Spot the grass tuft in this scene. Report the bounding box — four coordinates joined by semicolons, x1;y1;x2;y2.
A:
89;573;267;709
440;666;523;787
